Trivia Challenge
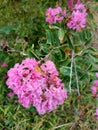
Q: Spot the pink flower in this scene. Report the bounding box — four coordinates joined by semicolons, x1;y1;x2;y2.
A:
41;60;58;76
0;62;8;67
77;0;80;4
91;78;98;99
91;86;97;95
96;73;98;78
46;8;55;24
67;3;87;31
8;92;15;98
94;80;98;86
6;58;67;114
46;7;66;24
74;3;86;13
54;7;66;22
94;108;98;119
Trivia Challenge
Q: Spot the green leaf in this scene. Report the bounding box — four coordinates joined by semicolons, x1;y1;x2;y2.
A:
53;31;60;45
49;25;60;30
0;26;15;35
28;51;34;58
94;5;98;11
81;47;96;56
28;105;36;112
86;47;96;53
87;64;92;71
46;30;52;44
60;66;70;76
85;29;91;38
85;38;92;46
52;49;62;61
66;35;73;49
78;31;85;42
88;12;93;20
58;29;65;43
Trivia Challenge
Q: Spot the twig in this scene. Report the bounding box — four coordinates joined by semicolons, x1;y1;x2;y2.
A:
9;50;27;56
44;44;67;61
69;50;74;93
53;122;73;129
8;49;40;60
73;58;80;96
31;50;40;60
8;49;28;56
70;120;79;130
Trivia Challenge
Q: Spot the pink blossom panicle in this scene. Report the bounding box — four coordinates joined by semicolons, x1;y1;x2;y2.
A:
67;3;87;31
6;58;67;114
46;7;66;24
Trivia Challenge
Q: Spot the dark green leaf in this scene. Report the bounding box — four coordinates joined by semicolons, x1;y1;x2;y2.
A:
85;38;92;45
66;35;73;49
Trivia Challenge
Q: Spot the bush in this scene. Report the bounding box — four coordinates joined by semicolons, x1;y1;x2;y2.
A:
0;0;98;129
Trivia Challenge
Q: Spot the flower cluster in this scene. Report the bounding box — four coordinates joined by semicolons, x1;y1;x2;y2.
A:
6;58;67;114
46;2;87;31
91;73;98;119
91;73;98;99
94;108;98;119
67;3;87;31
46;7;66;24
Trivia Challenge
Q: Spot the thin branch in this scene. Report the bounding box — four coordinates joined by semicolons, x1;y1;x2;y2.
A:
73;57;80;96
8;49;28;56
53;122;73;129
69;50;74;93
8;49;40;60
30;50;40;60
44;44;67;61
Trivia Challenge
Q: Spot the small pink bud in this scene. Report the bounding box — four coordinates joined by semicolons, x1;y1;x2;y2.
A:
1;62;8;67
96;73;98;78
